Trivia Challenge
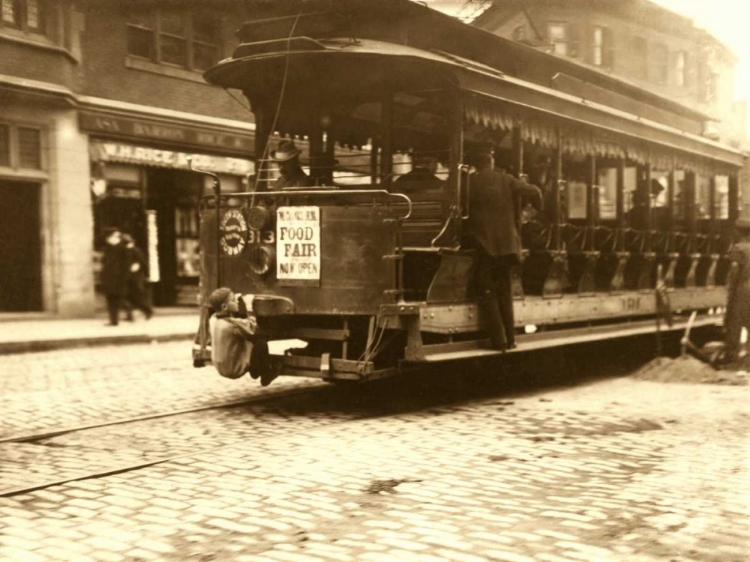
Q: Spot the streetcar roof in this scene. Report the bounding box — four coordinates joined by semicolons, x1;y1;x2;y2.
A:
206;35;744;167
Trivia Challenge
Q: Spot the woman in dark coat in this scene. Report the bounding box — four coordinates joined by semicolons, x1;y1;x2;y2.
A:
101;228;129;326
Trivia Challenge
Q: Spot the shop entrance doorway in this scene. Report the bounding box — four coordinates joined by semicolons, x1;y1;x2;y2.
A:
0;181;42;312
146;169;201;307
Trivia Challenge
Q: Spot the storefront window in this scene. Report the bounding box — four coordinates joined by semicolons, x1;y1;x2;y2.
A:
715;175;729;219
175;207;200;278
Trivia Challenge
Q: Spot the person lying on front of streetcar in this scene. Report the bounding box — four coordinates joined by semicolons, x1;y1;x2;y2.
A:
271;139;314;190
207;287;276;386
466;148;543;351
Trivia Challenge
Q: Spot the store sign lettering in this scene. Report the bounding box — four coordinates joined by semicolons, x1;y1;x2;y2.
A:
80;113;253;152
97;142;254;176
276;206;321;282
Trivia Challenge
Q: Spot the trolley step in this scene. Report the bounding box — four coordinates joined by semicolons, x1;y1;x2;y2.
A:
416;314;722;363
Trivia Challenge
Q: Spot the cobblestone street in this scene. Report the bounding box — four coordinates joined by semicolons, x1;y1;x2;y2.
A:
1;342;749;562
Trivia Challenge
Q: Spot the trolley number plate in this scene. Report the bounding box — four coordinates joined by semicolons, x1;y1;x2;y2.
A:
276;206;321;284
247;230;275;244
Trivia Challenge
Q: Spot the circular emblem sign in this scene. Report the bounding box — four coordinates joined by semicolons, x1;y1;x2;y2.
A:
220;210;248;256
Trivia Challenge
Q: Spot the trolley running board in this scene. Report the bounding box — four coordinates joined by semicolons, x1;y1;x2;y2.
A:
415;314;722;363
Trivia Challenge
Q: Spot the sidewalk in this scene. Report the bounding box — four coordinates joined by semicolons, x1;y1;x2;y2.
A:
0;308;198;355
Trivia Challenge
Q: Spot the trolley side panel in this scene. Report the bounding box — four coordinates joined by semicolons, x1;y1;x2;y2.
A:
200;205;397;315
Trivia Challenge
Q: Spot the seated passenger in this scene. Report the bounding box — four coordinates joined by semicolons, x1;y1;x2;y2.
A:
395;154;443;190
271;139;314;190
207;287;275;386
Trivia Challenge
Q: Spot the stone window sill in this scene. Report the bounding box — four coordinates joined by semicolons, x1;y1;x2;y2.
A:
0;30;78;63
125;56;208;84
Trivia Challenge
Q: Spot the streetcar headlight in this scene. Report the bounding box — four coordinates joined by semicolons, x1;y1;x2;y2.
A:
248;245;275;275
248;206;271;231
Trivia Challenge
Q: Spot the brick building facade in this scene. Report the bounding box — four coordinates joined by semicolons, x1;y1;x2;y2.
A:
472;0;747;153
0;0;256;315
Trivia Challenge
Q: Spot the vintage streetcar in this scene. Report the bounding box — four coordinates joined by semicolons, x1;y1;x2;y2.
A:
192;0;744;382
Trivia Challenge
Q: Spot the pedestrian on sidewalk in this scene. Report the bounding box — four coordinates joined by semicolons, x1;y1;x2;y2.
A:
122;233;153;321
207;287;275;386
101;228;129;326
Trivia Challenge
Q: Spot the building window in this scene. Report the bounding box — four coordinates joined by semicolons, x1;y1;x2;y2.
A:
675;51;687;87
127;10;221;72
547;23;567;56
593;27;604;66
127;13;154;59
591;27;614;68
654;43;669;84
18;127;42;169
0;123;43;170
159;12;187;67
0;124;10;167
632;37;648;80
1;0;46;33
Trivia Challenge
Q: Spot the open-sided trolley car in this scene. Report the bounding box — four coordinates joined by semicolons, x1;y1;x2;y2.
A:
192;0;744;381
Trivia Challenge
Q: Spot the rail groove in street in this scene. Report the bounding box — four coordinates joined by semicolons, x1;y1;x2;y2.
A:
0;383;324;445
0;384;360;498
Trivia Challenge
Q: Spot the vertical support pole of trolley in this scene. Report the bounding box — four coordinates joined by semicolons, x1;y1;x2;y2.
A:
709;171;717;254
514;126;524;177
449;90;464;224
645;156;653;252
189;158;222;289
309;119;323;186
370;137;380;185
324;127;335;187
253;102;272;192
729;173;740;222
667;156;676;252
685;170;697;253
381;91;394;191
553;127;563;251
616;157;625;252
587;154;597;250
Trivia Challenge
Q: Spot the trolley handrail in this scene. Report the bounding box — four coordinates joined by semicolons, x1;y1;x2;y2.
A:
203;189;413;220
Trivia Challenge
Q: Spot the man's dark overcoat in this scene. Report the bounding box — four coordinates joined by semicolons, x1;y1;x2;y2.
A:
724;241;750;358
467;169;543;259
101;243;129;296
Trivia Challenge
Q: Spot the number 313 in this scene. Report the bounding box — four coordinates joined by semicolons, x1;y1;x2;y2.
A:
248;230;275;244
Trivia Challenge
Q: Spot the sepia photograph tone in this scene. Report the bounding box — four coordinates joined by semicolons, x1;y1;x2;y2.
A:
1;1;748;561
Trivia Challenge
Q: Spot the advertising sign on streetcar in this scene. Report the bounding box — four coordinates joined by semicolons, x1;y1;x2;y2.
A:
276;206;321;285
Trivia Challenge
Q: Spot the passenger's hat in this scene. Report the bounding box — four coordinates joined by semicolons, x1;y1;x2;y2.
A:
271;139;301;162
735;217;750;231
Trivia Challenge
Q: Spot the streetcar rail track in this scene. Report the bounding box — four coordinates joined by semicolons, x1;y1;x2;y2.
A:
0;382;324;445
0;383;367;498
